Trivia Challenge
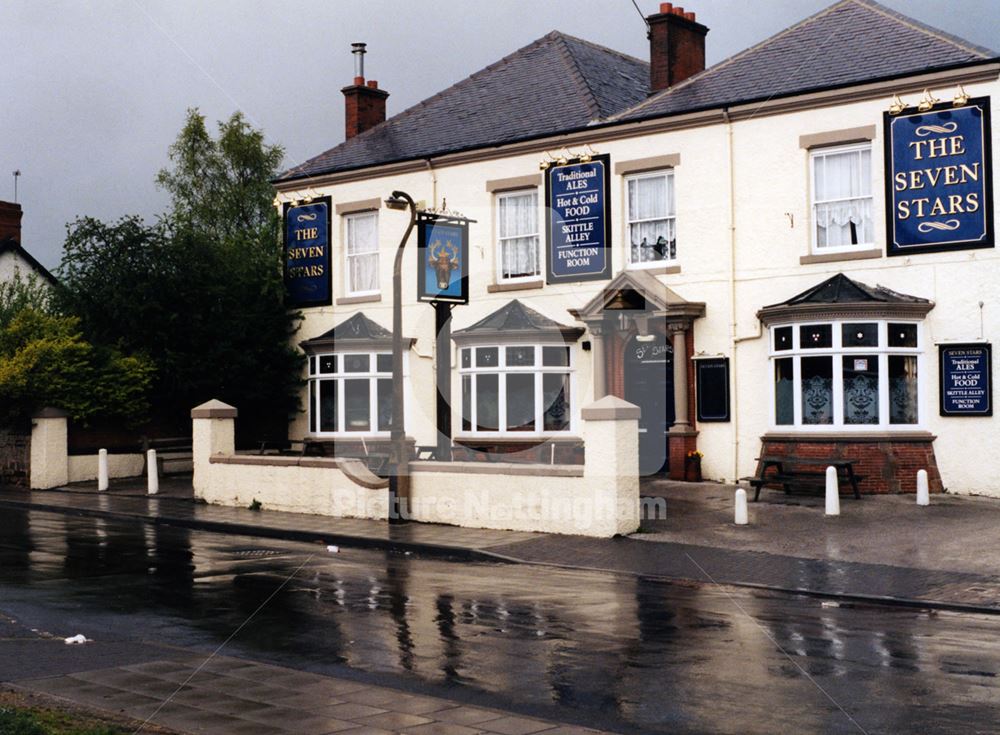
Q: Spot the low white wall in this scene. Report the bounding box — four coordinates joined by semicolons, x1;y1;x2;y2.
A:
202;455;388;520
68;453;145;483
191;396;641;538
408;462;635;536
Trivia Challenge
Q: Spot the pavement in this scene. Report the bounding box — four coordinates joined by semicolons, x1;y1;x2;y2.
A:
14;650;609;735
2;474;1000;615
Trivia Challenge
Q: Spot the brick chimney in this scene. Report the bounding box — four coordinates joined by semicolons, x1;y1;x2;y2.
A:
647;3;708;93
342;42;389;140
0;201;22;243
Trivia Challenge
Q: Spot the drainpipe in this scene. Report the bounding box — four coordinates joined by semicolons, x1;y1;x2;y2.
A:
724;107;739;484
424;158;437;209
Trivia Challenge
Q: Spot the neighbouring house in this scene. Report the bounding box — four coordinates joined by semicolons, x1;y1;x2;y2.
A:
0;200;57;287
271;0;1000;496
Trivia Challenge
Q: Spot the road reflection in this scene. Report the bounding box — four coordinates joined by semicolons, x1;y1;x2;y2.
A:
2;509;999;734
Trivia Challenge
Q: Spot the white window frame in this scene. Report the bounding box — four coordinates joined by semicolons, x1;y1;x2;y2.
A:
809;143;874;254
625;169;677;269
308;351;402;437
344;211;380;297
768;320;924;431
495;189;541;283
457;344;575;437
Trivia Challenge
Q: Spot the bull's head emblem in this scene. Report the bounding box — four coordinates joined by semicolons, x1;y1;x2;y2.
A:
427;240;459;290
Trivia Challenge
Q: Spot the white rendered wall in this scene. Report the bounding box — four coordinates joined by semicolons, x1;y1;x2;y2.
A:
283;72;1000;495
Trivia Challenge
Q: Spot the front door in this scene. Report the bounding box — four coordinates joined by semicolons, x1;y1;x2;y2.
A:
624;332;674;476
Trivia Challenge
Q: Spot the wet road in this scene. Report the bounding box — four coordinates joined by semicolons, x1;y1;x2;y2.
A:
2;509;999;734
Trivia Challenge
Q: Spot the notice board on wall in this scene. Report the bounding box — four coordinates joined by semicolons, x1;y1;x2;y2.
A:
939;343;992;416
696;357;730;422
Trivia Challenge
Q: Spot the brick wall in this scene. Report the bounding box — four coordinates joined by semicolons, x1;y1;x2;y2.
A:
758;436;943;494
0;422;30;487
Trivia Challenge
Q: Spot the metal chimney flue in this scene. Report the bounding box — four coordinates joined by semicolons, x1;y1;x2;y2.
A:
351;42;367;83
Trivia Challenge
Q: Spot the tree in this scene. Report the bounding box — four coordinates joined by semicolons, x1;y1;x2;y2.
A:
57;110;303;438
0;271;52;328
0;309;154;426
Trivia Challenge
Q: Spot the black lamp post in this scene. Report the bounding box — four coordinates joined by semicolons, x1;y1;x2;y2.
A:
383;190;417;523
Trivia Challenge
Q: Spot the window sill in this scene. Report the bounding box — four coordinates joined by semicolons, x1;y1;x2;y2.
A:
800;248;881;265
763;430;934;441
487;279;544;293
626;263;680;275
336;293;382;305
455;435;581;444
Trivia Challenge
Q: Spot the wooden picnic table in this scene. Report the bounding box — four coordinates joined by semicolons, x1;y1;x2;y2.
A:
744;455;863;501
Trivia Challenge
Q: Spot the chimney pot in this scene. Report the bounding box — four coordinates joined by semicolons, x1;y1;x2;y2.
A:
646;3;707;93
366;80;378;89
353;76;365;86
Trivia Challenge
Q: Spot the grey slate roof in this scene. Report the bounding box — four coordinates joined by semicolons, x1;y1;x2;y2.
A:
278;0;997;183
277;32;648;182
453;300;584;343
616;0;996;122
299;312;399;352
771;273;931;306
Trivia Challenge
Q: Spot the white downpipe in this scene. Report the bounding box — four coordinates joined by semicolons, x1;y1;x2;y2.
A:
724;108;741;484
825;466;840;516
97;449;108;491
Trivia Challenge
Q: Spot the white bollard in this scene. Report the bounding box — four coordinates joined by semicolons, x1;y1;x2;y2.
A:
735;488;748;525
97;448;109;491
825;465;840;516
916;469;930;506
147;449;159;495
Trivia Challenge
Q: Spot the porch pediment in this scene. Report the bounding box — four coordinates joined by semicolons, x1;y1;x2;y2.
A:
571;269;705;322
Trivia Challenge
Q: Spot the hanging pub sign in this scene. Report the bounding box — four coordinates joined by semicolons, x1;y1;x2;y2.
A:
417;213;469;304
545;153;612;283
939;343;992;416
885;97;993;256
283;197;332;307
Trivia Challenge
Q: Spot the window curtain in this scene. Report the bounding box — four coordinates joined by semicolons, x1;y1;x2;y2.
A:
628;174;675;262
814;148;872;247
347;213;379;292
499;192;539;278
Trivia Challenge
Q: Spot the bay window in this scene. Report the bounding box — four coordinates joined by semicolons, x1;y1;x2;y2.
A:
459;344;573;435
770;320;921;429
308;352;393;435
496;189;540;281
811;143;873;250
626;170;676;266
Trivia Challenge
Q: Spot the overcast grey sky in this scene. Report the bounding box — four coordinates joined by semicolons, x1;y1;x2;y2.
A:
2;0;997;269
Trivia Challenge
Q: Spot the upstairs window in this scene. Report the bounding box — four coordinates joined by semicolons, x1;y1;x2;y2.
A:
626;170;676;266
496;190;540;281
811;144;873;250
345;211;379;295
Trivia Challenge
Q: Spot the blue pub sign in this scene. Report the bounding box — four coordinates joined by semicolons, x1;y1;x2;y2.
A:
546;154;612;283
885;97;993;256
284;197;332;306
417;214;469;304
939;343;992;416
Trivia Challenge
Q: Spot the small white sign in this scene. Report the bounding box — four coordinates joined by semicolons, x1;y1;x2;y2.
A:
854;359;868;372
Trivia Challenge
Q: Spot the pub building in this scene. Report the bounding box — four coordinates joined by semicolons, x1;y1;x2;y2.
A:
274;0;999;496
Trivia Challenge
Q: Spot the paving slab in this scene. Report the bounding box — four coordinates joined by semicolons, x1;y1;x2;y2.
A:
15;654;614;735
